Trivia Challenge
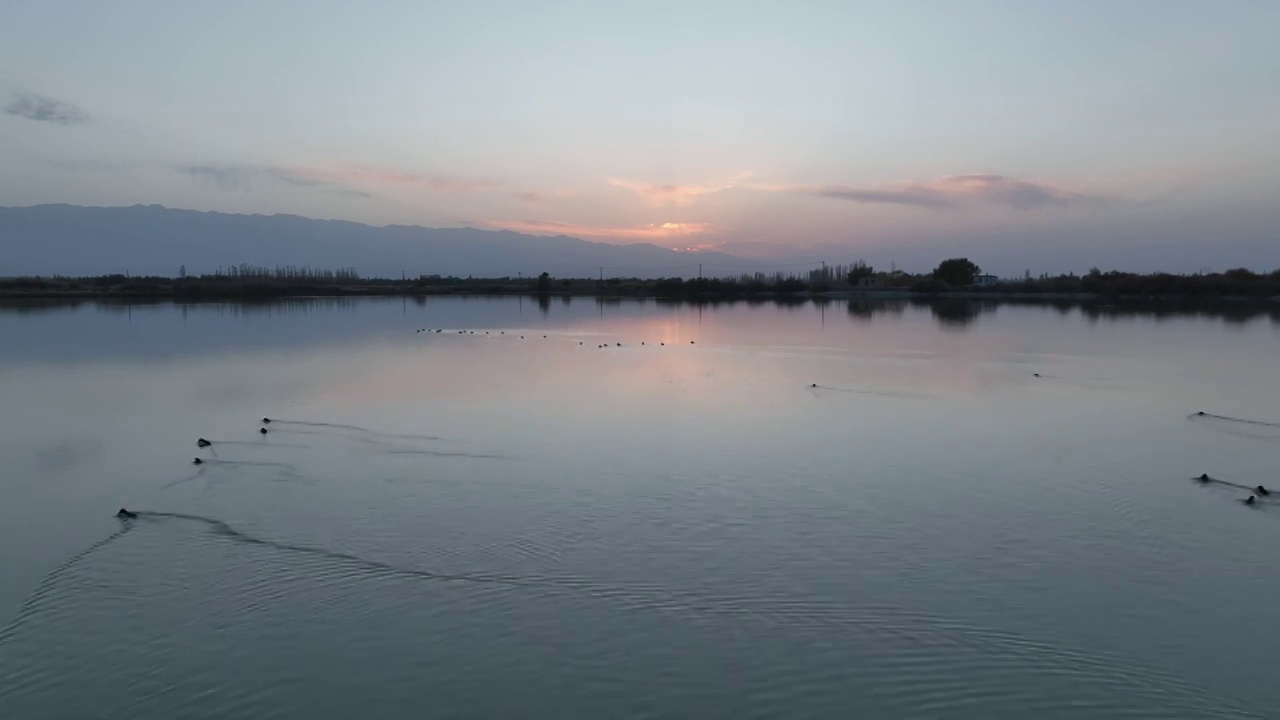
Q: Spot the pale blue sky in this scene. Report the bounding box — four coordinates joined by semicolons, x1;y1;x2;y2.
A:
2;0;1277;272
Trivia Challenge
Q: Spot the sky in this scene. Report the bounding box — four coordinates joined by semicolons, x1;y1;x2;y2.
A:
1;0;1277;274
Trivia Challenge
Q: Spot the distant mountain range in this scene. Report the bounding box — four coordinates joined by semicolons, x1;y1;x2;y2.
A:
0;204;756;279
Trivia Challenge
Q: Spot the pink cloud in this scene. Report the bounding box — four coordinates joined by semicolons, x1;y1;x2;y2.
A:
608;172;751;206
773;174;1104;210
489;219;719;240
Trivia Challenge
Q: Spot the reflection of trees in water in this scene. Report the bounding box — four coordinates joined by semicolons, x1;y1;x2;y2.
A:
2;296;1278;325
1078;301;1279;325
919;299;992;330
846;299;908;321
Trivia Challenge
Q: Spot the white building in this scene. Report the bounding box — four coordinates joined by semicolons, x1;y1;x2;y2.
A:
972;274;999;287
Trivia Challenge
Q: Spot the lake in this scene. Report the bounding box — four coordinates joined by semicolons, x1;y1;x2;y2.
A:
1;296;1278;719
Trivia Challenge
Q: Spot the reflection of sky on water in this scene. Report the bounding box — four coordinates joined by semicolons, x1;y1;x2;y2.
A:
2;296;1280;717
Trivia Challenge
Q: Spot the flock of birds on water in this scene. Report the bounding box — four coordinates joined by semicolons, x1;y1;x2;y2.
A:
1189;412;1277;507
111;331;1278;520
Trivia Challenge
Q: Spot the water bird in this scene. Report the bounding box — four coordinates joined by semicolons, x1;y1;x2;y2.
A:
193;457;204;465
660;342;664;346
1197;411;1205;416
521;336;525;339
1034;373;1041;377
616;343;621;347
436;329;442;333
543;335;547;338
1245;495;1257;505
116;508;138;520
811;383;818;388
1198;473;1211;482
260;428;268;435
1257;485;1271;496
691;341;695;344
262;417;272;424
197;438;212;448
641;342;645;345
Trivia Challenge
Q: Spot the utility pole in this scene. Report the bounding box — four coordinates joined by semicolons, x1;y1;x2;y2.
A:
698;263;702;279
599;266;603;282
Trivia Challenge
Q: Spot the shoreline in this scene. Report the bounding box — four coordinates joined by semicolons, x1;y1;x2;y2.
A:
0;286;1276;306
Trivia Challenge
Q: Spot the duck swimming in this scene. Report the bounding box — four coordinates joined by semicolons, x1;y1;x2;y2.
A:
193;457;204;465
116;508;138;520
1256;485;1271;496
260;428;268;435
1245;495;1257;505
1198;473;1211;482
262;417;272;424
197;438;212;448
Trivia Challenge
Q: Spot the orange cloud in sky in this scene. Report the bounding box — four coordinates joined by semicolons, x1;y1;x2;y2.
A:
608;171;752;206
490;219;719;240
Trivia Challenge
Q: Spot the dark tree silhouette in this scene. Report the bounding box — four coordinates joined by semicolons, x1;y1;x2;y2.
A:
536;271;551;293
847;260;875;283
933;258;982;286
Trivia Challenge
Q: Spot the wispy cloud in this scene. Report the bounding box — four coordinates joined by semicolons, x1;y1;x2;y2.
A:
178;163;494;198
777;174;1104;210
4;92;89;125
608;171;752;207
278;165;498;193
489;219;719;240
517;191;543;203
184;165;257;191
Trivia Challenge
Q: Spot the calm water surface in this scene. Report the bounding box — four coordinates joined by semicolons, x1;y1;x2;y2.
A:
1;297;1278;718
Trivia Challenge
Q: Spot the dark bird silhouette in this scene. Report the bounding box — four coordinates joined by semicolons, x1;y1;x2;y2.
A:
1033;373;1041;377
116;508;138;520
1244;495;1257;505
811;384;818;388
260;428;268;435
193;457;204;465
691;341;695;344
262;417;272;424
1198;473;1211;482
1197;411;1205;416
1256;485;1271;496
197;438;212;448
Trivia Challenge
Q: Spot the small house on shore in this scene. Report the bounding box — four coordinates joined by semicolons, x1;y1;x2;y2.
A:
972;274;999;287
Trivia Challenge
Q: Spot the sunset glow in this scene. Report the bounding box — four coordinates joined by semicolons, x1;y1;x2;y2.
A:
1;2;1275;272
